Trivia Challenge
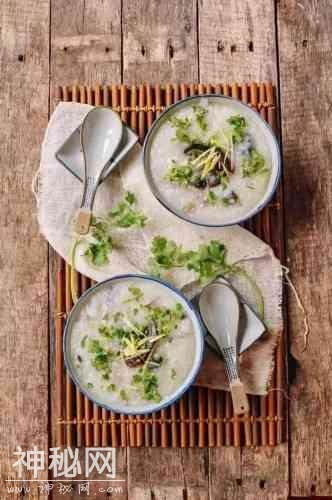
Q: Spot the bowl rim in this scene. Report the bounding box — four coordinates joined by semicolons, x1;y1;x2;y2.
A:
63;273;205;415
143;93;282;228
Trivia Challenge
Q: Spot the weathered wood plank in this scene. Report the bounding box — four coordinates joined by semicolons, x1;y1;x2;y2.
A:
199;0;277;82
0;0;50;497
50;3;127;499
51;0;122;85
122;3;208;498
123;0;198;83
199;2;289;499
277;0;332;496
128;449;209;500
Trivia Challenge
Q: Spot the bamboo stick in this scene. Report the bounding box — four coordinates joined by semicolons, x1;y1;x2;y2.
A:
207;389;215;447
179;393;188;447
65;263;74;446
188;389;196;447
171;402;179;447
225;392;232;445
71;85;84;448
55;257;65;445
216;390;224;446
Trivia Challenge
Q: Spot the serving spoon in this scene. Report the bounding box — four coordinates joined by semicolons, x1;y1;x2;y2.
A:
199;280;249;415
75;107;123;234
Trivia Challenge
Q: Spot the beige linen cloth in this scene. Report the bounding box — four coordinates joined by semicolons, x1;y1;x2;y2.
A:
37;102;283;395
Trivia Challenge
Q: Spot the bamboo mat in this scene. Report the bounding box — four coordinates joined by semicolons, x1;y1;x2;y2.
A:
54;82;286;448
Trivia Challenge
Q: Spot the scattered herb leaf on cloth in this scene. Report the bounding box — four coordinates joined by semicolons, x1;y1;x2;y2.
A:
83;191;147;266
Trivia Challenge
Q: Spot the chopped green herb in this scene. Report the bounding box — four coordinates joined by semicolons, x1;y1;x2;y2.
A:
241;149;268;177
165;162;194;186
193;104;208;131
171;368;177;379
84;192;147;267
149;236;188;276
108;191;147;228
169;115;194;144
206;190;218;205
150;237;235;284
132;368;161;403
227;115;247;144
85;236;113;266
87;382;94;389
107;383;117;392
120;389;129;402
125;286;144;303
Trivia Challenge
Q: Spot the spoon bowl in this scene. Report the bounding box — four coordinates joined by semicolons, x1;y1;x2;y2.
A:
199;280;249;415
75;107;123;234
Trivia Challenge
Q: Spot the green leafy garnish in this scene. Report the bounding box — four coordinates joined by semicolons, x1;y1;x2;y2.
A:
150;236;188;275
165;163;194;186
169;115;193;143
87;338;115;374
206;190;218;205
87;382;94;389
227;115;247;144
150;237;235;284
132;367;162;403
193;104;208;131
84;192;147;266
125;286;144;303
171;368;177;379
84;225;114;266
107;383;117;392
241;149;268;177
120;389;130;402
108;192;147;228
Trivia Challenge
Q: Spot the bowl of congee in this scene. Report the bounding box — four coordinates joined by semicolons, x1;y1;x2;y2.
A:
64;275;204;414
143;94;281;226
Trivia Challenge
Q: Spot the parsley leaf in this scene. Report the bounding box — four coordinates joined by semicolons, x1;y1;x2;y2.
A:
193;104;208;131
84;192;147;266
108;192;147;228
241;149;269;177
227;115;247;144
132;367;162;403
150;237;235;284
165;163;194;186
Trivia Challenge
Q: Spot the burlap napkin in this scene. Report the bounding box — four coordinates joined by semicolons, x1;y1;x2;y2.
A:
36;102;283;395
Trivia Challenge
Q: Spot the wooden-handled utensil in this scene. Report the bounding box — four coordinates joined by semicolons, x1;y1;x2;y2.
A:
199;280;249;415
75;107;123;234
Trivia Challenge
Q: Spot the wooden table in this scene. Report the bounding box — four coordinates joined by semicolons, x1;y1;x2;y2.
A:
1;1;331;498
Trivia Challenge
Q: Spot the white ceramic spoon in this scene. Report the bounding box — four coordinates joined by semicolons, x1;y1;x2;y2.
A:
75;107;123;234
199;281;249;415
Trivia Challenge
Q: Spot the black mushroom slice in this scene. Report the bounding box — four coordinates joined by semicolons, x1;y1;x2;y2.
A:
184;142;209;157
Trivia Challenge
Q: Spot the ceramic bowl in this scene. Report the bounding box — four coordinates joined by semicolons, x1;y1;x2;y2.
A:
143;94;281;227
63;274;205;415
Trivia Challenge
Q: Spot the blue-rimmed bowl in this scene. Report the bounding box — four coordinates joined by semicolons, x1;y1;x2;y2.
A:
63;274;204;415
143;94;281;227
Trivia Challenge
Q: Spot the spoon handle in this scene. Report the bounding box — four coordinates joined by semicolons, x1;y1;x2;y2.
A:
75;175;98;234
221;346;249;415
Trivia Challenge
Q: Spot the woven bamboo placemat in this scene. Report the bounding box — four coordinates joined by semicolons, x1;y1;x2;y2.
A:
54;82;286;448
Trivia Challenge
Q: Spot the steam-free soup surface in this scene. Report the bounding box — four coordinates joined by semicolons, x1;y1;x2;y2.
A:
148;97;272;224
69;279;196;409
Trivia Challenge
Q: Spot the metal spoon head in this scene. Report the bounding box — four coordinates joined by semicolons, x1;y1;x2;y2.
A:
198;281;240;350
80;107;123;177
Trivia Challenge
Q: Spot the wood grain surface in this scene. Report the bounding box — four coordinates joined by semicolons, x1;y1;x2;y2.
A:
0;0;329;498
0;0;50;498
278;0;332;497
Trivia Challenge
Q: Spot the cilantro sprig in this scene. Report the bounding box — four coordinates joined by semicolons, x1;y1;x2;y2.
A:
241;149;269;177
84;192;147;266
150;237;236;284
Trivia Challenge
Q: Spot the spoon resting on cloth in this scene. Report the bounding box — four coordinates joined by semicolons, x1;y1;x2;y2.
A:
75;107;123;234
199;281;249;415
